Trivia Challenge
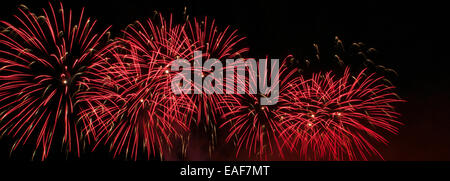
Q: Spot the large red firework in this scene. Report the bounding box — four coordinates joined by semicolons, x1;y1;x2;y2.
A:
79;14;196;160
277;68;403;160
0;3;110;160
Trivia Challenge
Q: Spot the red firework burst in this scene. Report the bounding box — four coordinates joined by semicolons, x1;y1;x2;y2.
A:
79;15;194;160
277;68;404;160
0;3;110;160
218;56;298;160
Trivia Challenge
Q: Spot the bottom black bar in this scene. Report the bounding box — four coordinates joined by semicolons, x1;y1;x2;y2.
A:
2;161;449;179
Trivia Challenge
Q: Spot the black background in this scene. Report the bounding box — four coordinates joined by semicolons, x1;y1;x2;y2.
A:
0;0;448;164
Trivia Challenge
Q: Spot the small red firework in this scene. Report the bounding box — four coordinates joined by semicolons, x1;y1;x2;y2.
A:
0;3;110;160
277;68;403;160
218;56;298;160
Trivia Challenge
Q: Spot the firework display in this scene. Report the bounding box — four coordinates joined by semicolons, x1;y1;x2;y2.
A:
0;2;404;161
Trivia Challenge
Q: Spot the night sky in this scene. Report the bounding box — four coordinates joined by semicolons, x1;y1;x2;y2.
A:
0;0;448;161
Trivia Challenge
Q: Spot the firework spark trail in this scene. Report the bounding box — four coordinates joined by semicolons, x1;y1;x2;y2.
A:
218;56;299;160
298;36;400;82
0;2;111;160
277;67;404;160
